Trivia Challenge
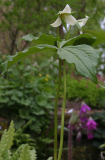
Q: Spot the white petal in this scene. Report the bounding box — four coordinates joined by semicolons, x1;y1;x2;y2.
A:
64;15;77;25
62;4;71;14
77;21;84;27
85;15;89;19
50;17;62;27
77;15;89;27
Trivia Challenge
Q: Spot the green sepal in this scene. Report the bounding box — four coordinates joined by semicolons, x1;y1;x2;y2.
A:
61;19;67;31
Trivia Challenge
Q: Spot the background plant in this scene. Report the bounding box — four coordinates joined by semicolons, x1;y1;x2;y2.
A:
92;111;105;148
0;57;56;159
58;74;105;108
0;120;53;160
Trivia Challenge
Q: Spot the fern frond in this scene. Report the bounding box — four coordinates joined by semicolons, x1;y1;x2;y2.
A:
0;129;8;154
30;149;37;160
19;144;32;160
47;157;53;160
7;121;15;149
8;150;12;159
10;144;25;160
2;149;10;160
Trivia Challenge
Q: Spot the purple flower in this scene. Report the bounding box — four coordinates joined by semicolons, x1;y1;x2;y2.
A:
0;126;2;129
87;132;94;139
68;124;75;130
68;124;70;128
80;116;88;123
80;103;91;114
86;118;98;130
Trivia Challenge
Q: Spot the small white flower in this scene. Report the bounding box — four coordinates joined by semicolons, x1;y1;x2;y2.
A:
50;4;77;27
77;15;89;27
76;15;89;34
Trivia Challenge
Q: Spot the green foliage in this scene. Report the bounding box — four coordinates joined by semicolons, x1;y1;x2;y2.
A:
0;121;15;155
1;33;101;84
59;33;96;47
72;145;97;160
0;58;55;159
59;74;105;108
13;120;36;150
18;33;59;47
84;29;105;46
0;121;37;160
57;44;100;84
1;44;57;75
0;59;55;134
92;112;105;148
0;121;53;160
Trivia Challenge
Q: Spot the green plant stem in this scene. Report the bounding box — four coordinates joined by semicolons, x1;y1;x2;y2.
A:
57;27;60;48
67;25;71;40
58;60;66;160
54;26;61;160
54;58;61;160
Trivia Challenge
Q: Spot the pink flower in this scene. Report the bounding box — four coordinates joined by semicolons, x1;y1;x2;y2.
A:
80;116;88;123
86;118;98;130
80;103;91;113
68;124;75;130
87;132;94;139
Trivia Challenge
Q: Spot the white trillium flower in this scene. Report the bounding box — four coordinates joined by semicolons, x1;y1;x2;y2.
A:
76;15;89;34
50;4;77;27
77;15;89;27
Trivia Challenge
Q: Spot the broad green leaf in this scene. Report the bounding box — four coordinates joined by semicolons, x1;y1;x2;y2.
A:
35;94;48;106
84;29;105;45
57;44;101;84
14;120;25;129
1;44;57;74
18;33;59;47
60;33;96;48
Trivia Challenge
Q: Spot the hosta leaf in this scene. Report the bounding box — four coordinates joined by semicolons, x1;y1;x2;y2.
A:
1;44;57;74
18;33;59;47
60;33;96;48
57;44;101;84
84;29;105;45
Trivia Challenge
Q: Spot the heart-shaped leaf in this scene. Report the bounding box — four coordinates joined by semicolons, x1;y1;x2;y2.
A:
57;44;101;84
18;33;59;47
1;44;57;74
60;33;96;48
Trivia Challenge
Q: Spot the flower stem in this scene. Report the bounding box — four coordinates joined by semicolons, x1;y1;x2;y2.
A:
68;126;72;160
54;26;61;160
67;25;71;40
58;59;66;160
57;27;60;48
54;58;61;160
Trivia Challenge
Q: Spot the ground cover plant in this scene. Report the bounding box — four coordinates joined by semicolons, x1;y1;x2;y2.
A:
58;74;105;108
1;3;104;160
0;120;53;160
